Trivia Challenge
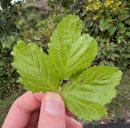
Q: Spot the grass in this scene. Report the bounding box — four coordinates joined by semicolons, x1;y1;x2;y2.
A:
108;69;130;119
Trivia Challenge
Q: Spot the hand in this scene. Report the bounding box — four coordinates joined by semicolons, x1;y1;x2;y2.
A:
2;91;82;128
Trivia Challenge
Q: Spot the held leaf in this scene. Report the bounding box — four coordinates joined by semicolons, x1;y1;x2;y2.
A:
12;15;122;121
11;41;60;92
48;15;98;79
75;66;122;105
61;66;122;121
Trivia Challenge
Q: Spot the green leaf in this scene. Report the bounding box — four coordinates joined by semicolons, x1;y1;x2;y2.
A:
12;15;122;122
108;26;117;36
99;20;110;31
11;41;60;92
65;34;98;78
125;32;130;37
48;15;98;79
61;66;122;121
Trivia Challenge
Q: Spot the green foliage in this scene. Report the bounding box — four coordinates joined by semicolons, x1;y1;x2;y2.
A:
48;15;98;79
48;0;130;70
12;41;59;92
0;0;130;124
0;1;43;99
0;0;12;9
0;36;20;99
61;66;122;121
0;1;24;99
19;13;67;53
0;91;22;127
80;0;130;70
108;69;130;118
12;15;122;121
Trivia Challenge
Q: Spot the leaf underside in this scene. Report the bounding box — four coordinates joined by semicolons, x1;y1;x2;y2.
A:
61;66;122;121
11;41;59;92
12;15;122;121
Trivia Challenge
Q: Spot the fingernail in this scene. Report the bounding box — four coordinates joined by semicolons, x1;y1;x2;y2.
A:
44;93;63;115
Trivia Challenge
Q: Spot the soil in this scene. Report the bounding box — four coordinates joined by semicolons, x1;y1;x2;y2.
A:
83;119;130;128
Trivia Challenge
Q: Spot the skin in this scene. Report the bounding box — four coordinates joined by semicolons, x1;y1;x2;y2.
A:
2;91;82;128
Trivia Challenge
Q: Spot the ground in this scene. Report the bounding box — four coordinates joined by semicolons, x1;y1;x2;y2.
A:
84;119;130;128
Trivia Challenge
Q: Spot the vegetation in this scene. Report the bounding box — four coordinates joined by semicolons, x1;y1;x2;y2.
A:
0;0;130;125
48;0;130;70
12;16;122;121
0;1;21;99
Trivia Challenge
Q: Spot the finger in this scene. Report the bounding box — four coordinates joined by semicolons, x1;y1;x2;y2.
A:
66;116;83;128
2;91;44;128
65;107;74;117
25;109;40;128
38;93;66;128
33;92;45;102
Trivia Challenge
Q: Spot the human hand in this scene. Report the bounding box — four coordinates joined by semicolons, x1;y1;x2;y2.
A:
2;91;82;128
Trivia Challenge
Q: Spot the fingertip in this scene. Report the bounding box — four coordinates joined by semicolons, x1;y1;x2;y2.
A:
15;91;40;111
33;92;45;102
38;93;66;128
44;93;64;115
2;91;41;128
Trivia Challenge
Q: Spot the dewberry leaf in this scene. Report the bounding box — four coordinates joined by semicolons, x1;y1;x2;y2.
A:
75;66;122;105
65;34;97;77
48;15;98;79
11;15;122;122
11;41;60;92
61;66;122;121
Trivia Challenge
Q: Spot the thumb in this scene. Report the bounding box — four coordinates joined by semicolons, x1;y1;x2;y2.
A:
38;93;66;128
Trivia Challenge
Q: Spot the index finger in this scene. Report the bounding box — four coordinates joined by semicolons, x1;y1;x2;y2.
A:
2;91;44;128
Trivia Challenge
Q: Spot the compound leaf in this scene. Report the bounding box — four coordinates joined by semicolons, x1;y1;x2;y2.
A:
12;15;122;122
